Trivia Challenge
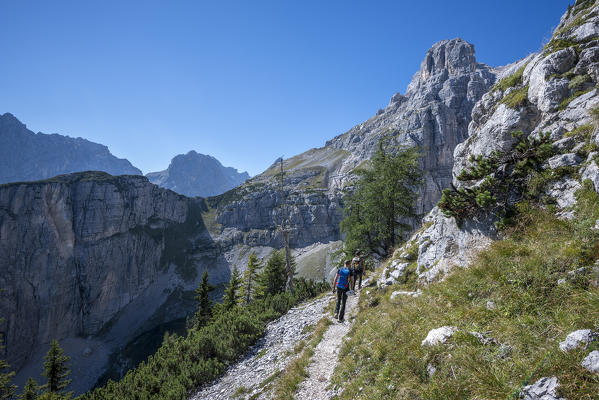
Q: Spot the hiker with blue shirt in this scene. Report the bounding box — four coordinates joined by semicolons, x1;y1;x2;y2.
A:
332;260;354;322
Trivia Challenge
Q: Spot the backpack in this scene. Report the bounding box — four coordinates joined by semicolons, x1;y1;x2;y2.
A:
336;268;350;289
352;257;363;273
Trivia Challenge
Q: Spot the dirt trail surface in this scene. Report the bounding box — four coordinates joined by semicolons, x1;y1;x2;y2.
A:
190;295;332;400
295;289;360;400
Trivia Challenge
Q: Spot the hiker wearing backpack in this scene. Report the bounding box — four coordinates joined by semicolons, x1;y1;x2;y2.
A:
351;250;365;290
332;260;354;322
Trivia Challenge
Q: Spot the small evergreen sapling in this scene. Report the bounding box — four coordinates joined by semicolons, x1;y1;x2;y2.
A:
41;340;71;396
19;378;39;400
222;266;242;311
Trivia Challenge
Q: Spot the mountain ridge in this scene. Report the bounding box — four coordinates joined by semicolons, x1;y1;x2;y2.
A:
0;113;142;182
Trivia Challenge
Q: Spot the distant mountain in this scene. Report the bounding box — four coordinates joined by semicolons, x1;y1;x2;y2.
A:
146;151;250;197
0;113;141;183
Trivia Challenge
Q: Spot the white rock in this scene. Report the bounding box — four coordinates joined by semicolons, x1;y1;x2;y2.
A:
546;153;581;169
421;326;458;346
390;290;422;300
582;162;599;193
546;177;582;209
486;301;496;310
559;329;594;352
573;20;599;42
520;376;564;400
552;136;575;152
426;363;437;377
582;350;599;374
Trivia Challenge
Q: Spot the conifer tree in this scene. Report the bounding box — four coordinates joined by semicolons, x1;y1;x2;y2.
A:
222;266;242;311
19;377;39;400
255;250;287;299
0;316;15;400
41;340;71;395
187;270;215;329
239;253;261;305
340;141;422;256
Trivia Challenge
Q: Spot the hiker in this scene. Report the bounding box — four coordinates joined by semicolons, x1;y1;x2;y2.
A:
332;260;354;322
351;250;365;290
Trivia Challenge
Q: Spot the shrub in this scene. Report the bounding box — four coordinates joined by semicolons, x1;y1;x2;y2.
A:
439;131;553;221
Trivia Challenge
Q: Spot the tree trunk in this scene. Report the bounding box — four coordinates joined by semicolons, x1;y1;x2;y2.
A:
283;230;294;295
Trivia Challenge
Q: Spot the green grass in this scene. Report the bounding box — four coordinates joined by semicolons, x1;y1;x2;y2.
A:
500;85;529;109
272;317;332;399
569;74;591;90
564;124;595;140
544;38;580;55
493;65;526;92
329;192;599;399
591;105;599;125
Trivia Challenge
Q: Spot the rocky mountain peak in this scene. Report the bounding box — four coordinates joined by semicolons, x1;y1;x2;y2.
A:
407;38;482;95
0;112;26;129
146;150;249;197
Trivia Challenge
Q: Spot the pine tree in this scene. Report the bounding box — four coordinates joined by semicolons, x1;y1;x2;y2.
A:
0;317;15;400
41;340;71;395
19;377;39;400
187;270;215;329
340;141;422;256
222;266;242;311
255;250;287;299
239;253;262;305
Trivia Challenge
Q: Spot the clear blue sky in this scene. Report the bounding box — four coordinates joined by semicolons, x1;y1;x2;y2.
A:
0;1;570;176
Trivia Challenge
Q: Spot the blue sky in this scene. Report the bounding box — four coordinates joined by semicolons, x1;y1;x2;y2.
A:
0;1;570;176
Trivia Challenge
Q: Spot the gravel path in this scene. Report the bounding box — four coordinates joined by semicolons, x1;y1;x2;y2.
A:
190;295;332;400
295;287;361;400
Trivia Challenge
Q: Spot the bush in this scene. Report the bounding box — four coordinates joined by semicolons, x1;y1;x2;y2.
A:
439;131;553;221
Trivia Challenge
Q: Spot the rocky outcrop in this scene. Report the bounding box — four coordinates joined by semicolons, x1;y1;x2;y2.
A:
520;377;565;400
0;113;141;184
0;172;227;393
384;0;599;283
146;151;249;197
209;38;496;263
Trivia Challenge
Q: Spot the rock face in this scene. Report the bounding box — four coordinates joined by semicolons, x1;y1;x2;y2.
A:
520;377;565;400
209;38;496;260
0;172;227;393
385;0;599;282
0;113;141;183
146;151;249;197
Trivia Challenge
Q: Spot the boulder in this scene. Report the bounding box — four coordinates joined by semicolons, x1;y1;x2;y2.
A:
559;329;595;352
582;350;599;374
421;326;458;346
520;376;564;400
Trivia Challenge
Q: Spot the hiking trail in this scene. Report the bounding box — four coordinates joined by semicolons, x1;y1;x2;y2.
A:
190;283;364;400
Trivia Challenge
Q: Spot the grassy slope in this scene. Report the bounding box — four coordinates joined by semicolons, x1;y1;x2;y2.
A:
330;184;599;399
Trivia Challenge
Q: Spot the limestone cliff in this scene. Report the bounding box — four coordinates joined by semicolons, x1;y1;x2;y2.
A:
0;172;226;393
0;113;141;183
